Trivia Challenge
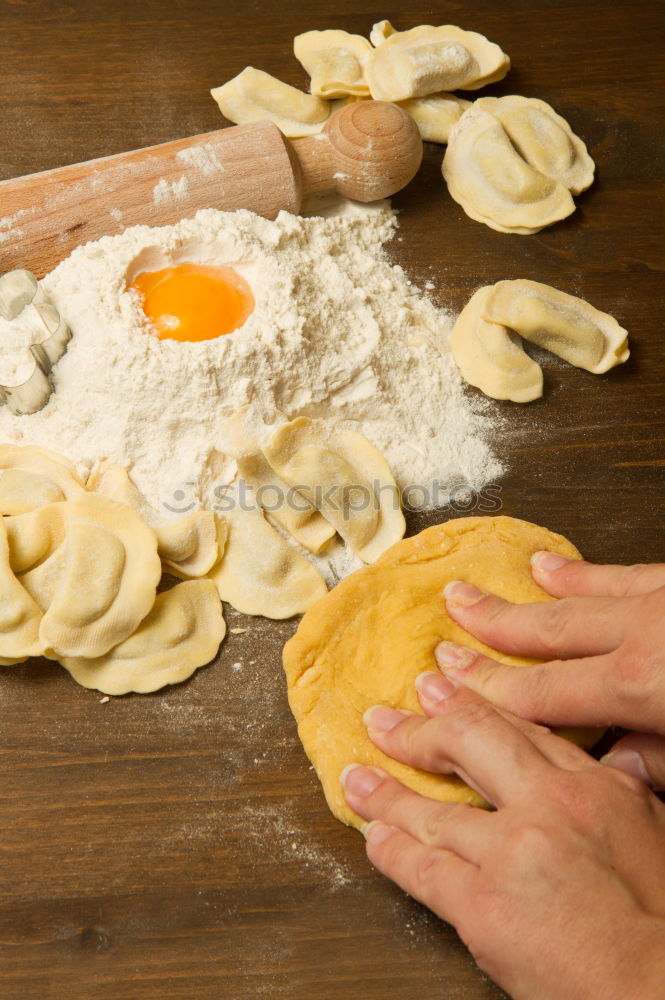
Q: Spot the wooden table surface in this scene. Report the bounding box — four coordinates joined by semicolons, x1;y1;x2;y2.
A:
1;2;664;998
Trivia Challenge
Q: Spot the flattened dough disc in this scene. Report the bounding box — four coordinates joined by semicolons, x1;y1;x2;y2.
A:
283;514;597;828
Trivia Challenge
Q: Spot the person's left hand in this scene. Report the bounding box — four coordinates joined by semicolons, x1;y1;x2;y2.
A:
341;678;665;1000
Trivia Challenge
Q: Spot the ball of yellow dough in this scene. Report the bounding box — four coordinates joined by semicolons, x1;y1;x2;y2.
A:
283;514;600;828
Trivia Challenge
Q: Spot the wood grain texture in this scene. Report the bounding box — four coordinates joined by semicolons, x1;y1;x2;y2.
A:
0;1;664;998
0;102;421;277
310;100;423;200
0;120;304;278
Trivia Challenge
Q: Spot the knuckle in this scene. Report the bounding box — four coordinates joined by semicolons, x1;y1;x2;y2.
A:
401;717;430;758
516;664;554;719
398;718;455;775
507;822;555;864
422;801;472;843
413;850;443;897
608;643;657;710
444;700;497;737
480;596;516;632
536;598;577;656
418;803;448;846
420;812;444;845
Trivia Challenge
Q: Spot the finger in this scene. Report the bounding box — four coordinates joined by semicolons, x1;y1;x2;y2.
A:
434;641;625;729
601;733;665;790
341;762;493;864
417;669;596;773
531;551;665;599
362;687;554;808
361;820;480;927
444;582;625;659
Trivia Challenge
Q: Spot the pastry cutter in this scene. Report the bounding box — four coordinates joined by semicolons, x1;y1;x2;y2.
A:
0;269;71;415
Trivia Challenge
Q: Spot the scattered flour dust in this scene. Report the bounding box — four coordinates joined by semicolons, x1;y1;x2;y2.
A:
0;200;502;536
152;175;189;205
175;143;224;177
240;802;354;889
0;208;32;246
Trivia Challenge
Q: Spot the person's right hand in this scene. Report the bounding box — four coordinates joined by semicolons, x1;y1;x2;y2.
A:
433;553;665;788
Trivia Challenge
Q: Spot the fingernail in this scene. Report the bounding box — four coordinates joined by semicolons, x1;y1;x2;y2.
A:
362;821;395;845
340;764;385;797
600;749;652;787
531;551;569;573
435;640;476;670
363;705;409;733
443;581;487;607
416;670;456;704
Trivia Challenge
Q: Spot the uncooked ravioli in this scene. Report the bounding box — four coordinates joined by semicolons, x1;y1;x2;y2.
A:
283;515;596;828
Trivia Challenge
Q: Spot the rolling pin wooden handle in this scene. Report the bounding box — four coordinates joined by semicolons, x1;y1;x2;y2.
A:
293;101;422;203
0;102;422;278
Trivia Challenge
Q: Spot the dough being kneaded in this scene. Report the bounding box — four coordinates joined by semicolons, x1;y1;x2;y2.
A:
283;515;597;828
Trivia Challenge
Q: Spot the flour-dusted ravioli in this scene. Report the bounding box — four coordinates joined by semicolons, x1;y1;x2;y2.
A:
236;451;335;554
476;96;595;195
207;497;327;619
220;405;335;555
364;24;510;102
18;535;66;617
0;469;63;514
263;416;405;564
482;280;630;373
269;440;378;552
17;494;161;659
443;104;576;234
211;67;330;138
0;515;44;664
397;93;472;144
369;20;395;47
0;444;85;515
5;503;66;573
294;29;372;99
153;511;220;579
450;286;544;403
86;459;144;512
59;580;226;695
451;280;630;402
87;459;220;578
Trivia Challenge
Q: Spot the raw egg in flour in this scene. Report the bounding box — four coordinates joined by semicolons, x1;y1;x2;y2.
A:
129;263;254;342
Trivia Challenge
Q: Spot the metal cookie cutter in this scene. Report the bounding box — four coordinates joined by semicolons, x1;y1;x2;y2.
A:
0;269;71;415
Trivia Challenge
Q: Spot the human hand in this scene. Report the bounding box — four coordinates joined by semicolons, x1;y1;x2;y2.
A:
341;682;665;1000
435;554;665;788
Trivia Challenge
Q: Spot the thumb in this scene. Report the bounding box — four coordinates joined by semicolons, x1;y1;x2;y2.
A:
601;733;665;791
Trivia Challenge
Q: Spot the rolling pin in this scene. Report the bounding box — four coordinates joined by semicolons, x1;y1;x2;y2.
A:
0;101;422;278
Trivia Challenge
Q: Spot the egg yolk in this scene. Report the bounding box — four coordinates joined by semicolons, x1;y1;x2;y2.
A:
129;263;254;342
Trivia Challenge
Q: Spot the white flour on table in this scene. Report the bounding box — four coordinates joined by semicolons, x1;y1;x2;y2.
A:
0;201;502;540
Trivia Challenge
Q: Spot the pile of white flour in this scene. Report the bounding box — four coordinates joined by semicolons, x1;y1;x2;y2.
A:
0;201;502;519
